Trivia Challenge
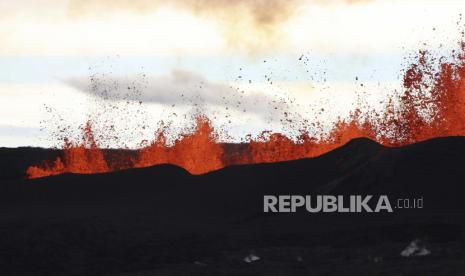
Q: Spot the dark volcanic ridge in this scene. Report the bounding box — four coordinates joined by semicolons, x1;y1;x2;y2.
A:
3;136;465;212
2;136;465;275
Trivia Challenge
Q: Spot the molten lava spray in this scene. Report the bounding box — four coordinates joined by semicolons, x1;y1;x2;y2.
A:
27;43;465;179
27;122;109;178
134;116;225;174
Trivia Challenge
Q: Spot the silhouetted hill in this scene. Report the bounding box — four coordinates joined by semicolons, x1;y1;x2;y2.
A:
1;137;465;275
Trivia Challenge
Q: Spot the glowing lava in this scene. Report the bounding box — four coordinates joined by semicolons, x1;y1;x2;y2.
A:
27;122;109;178
27;43;465;179
134;116;225;174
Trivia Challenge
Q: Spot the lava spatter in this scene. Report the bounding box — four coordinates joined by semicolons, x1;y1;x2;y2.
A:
27;41;465;179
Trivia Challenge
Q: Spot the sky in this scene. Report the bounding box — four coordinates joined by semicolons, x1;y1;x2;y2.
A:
0;0;464;147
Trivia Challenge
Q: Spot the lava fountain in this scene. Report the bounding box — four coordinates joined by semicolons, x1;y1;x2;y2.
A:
27;42;465;179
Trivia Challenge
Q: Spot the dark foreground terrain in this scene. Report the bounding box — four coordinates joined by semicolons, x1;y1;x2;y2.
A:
2;137;465;275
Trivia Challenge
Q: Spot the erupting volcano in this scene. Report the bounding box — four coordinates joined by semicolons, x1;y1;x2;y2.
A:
26;42;465;179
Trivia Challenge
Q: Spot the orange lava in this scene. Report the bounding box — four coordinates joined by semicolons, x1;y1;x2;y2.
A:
135;116;225;174
27;122;109;178
27;42;465;179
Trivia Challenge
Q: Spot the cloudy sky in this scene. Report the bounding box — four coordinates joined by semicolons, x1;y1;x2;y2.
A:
0;0;463;147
